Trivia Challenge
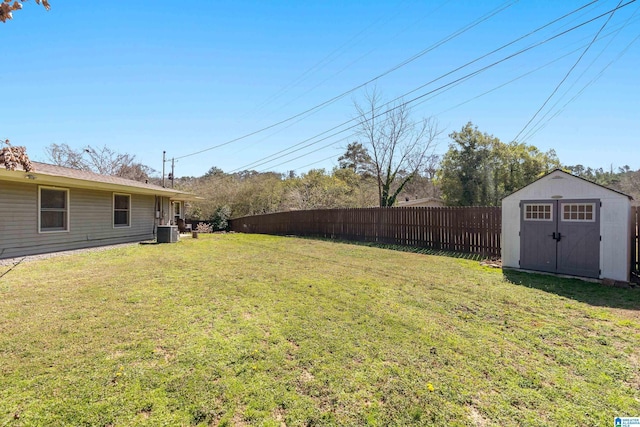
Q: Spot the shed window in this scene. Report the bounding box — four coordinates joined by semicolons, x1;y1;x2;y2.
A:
39;187;69;232
561;203;595;222
114;194;131;227
523;203;552;221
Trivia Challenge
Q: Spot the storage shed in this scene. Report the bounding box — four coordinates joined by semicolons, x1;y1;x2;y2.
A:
502;169;632;282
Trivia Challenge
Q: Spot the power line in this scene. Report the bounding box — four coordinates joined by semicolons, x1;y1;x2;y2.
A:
522;28;640;142
254;0;459;120
245;0;412;117
374;0;605;110
220;2;634;174
432;13;640;116
173;0;518;161
263;0;503;118
519;4;640;142
265;151;344;174
512;0;628;143
203;3;536;170
230;127;355;173
178;0;601;166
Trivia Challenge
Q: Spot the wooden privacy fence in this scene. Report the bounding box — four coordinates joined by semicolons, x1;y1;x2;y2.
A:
229;207;502;257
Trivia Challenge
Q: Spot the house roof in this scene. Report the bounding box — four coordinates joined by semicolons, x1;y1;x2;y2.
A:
502;168;633;201
0;161;197;200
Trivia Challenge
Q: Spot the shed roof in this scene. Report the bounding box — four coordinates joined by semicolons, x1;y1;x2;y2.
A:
0;161;197;200
502;168;633;201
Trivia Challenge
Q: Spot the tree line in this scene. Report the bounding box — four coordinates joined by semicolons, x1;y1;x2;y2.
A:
173;122;639;222
39;127;640;226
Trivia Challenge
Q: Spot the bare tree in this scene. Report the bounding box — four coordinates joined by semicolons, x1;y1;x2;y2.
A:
45;143;156;182
354;90;441;207
1;0;49;22
83;145;136;176
117;162;157;182
46;143;87;170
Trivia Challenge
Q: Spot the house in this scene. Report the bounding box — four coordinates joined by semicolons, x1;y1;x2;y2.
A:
0;161;195;259
502;169;633;282
396;197;445;208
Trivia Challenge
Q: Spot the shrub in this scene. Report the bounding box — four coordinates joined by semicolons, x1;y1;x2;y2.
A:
195;222;213;233
210;205;231;231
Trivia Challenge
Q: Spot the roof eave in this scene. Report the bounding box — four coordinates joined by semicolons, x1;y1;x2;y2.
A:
0;168;194;199
502;168;633;201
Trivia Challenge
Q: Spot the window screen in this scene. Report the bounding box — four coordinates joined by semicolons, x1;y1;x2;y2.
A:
114;194;131;227
40;188;68;232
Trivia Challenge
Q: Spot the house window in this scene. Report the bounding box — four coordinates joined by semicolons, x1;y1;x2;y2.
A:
173;201;181;217
39;187;69;232
523;203;553;221
114;194;131;227
561;203;595;222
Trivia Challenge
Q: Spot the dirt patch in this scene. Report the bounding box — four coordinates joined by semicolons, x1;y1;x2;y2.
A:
480;258;502;268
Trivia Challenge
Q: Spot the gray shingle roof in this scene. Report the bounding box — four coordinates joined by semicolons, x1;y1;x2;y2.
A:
30;162;170;191
4;161;196;199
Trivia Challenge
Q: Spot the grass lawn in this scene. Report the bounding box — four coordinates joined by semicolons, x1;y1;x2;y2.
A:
1;233;639;426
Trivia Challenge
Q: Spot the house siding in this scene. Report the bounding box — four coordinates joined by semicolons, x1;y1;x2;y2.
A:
0;181;156;259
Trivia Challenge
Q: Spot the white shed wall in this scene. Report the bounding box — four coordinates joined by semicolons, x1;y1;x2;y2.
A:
600;197;631;281
501;171;631;282
501;198;520;270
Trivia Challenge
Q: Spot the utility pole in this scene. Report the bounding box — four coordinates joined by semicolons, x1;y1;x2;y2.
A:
162;151;166;188
171;158;175;189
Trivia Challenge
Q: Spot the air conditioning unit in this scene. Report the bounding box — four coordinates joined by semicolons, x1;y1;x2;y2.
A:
157;225;179;243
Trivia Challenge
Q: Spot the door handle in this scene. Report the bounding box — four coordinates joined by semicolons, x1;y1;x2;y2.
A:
556;232;561;242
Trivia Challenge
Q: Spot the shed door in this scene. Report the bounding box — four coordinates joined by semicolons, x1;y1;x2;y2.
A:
520;199;600;278
520;201;557;273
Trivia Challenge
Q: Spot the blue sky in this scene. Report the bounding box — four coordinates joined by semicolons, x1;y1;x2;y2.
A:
2;0;639;177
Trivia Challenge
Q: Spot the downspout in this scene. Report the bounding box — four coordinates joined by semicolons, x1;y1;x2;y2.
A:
154;196;158;237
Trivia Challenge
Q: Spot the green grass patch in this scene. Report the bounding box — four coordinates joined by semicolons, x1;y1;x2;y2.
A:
1;234;639;426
